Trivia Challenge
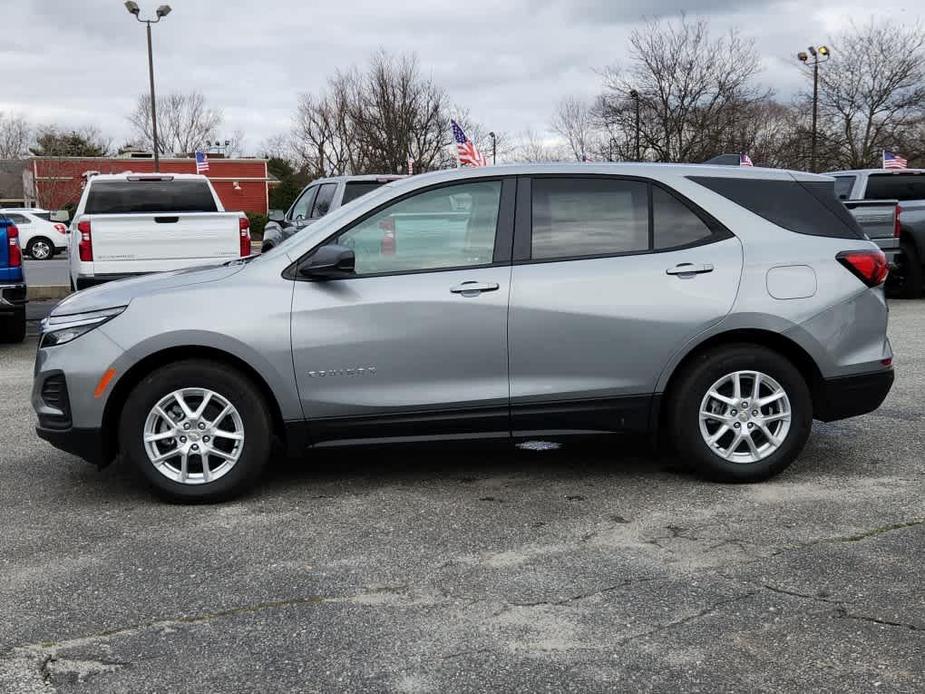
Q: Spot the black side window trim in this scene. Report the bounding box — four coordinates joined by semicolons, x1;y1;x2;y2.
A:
284;176;517;282
511;174;732;264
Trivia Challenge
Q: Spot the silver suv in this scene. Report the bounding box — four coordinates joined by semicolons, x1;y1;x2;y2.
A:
33;164;895;502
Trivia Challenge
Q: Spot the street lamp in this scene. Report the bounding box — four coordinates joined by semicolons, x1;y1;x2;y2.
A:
628;89;641;161
488;131;497;165
798;45;830;172
125;2;172;172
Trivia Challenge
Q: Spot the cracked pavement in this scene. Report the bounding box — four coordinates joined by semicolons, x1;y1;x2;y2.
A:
1;301;923;693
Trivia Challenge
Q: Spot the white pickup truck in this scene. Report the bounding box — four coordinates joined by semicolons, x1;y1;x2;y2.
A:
64;173;251;291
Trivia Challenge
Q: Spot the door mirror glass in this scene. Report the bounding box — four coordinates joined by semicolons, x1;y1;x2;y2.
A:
51;210;70;222
299;244;356;279
268;209;285;223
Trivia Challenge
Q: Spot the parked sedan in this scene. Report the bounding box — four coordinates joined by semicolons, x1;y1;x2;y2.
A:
261;175;403;253
34;163;893;502
0;208;68;260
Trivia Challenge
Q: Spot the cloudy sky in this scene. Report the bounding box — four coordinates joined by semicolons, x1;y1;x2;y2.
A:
1;0;921;153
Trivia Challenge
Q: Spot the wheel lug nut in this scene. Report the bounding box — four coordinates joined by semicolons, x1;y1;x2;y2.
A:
752;410;759;416
741;402;748;408
731;410;737;416
198;422;205;430
734;422;741;429
203;436;210;442
747;423;754;429
183;423;191;430
180;436;186;443
191;444;199;451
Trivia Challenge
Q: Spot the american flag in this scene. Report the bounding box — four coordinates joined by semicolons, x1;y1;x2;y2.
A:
451;120;487;168
740;153;754;167
195;150;209;173
883;150;907;170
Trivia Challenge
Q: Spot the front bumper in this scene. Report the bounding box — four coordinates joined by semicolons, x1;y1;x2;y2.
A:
814;368;894;422
35;425;110;466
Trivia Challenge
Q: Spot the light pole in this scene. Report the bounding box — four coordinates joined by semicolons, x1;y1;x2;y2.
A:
125;2;172;172
488;131;497;165
798;45;830;172
629;89;641;161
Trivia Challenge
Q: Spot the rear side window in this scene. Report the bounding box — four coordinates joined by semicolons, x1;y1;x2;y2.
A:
531;178;649;259
688;176;864;239
85;180;218;214
342;181;386;205
833;176;856;200
864;174;925;202
311;183;338;218
653;187;713;249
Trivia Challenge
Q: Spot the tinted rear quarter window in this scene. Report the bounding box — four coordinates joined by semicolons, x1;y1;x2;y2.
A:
85;180;218;214
531;178;649;259
653;187;713;249
864;174;925;201
342;181;386;205
688;176;864;239
833;176;856;200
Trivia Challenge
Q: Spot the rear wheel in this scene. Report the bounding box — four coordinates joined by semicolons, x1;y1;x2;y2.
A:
27;237;53;260
668;344;812;482
0;308;26;343
888;240;923;299
119;360;272;502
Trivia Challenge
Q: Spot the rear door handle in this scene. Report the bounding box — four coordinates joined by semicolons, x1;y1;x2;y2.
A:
666;263;714;276
450;281;500;295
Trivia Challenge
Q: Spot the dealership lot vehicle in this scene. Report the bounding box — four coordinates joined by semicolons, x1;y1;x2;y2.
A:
0;213;27;342
0;208;68;260
829;168;925;298
33;164;893;502
261;174;404;253
65;173;252;290
3;301;924;692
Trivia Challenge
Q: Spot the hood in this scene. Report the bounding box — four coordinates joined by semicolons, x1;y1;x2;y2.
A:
51;263;246;317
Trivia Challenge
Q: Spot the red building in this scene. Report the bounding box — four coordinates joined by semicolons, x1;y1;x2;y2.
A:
25;156;272;214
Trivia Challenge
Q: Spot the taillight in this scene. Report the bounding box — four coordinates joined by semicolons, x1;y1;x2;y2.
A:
894;204;903;238
837;249;889;287
7;223;22;268
239;216;251;257
54;223;68;235
77;218;93;262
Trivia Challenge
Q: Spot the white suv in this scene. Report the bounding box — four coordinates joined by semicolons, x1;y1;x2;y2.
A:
0;208;68;260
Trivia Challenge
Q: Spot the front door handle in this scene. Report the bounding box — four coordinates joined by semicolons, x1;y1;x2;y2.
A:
450;281;500;296
666;263;714;276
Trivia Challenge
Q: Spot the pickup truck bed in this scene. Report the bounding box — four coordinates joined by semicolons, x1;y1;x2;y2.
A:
843;199;900;263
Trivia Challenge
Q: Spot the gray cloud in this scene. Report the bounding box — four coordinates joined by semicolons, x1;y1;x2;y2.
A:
1;0;919;152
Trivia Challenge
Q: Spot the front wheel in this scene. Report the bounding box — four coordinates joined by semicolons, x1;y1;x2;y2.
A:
667;345;812;482
119;360;272;502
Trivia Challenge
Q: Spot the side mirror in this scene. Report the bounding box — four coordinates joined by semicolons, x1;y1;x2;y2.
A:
51;210;70;222
268;209;285;223
299;244;355;279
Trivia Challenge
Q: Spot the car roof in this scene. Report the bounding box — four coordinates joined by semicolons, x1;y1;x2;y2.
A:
0;207;49;213
825;168;925;175
85;173;211;182
310;174;406;185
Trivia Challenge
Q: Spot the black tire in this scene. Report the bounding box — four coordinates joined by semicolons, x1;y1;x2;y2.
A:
667;344;812;483
888;240;923;300
26;236;54;260
119;360;272;502
0;308;26;343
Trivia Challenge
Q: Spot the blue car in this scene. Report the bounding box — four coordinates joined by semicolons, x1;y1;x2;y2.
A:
0;212;27;343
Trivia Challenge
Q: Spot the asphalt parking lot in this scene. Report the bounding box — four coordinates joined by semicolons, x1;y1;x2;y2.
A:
1;302;922;693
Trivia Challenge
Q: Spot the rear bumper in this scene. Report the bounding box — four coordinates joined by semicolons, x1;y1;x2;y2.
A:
814;369;894;422
0;283;27;314
35;425;110;466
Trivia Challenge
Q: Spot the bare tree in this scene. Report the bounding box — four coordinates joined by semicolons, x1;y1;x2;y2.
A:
812;20;925;169
0;112;32;158
509;129;569;163
128;91;223;156
598;16;769;163
551;97;600;160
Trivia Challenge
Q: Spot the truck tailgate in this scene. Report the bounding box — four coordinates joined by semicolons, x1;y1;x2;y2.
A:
844;200;897;240
89;212;241;274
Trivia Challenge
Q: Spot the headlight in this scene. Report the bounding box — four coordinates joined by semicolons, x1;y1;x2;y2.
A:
40;306;126;347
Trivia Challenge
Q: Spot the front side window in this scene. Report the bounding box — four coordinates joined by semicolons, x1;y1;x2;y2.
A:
531;178;649;259
653;187;713;249
312;183;338;219
290;186;318;221
332;180;501;275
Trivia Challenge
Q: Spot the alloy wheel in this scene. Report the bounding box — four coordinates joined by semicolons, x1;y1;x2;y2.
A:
142;388;245;485
30;240;51;260
698;370;792;463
